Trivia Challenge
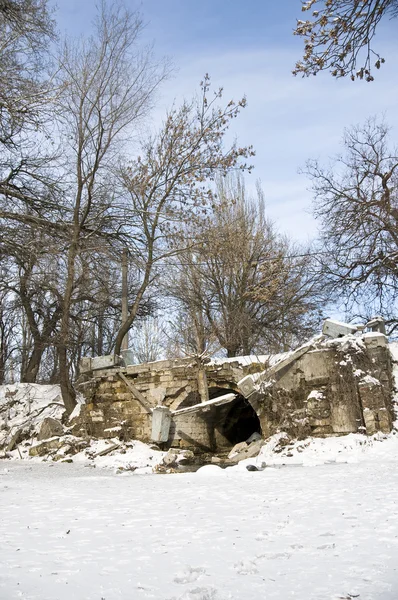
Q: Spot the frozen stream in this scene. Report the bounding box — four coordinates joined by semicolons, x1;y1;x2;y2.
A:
1;460;398;600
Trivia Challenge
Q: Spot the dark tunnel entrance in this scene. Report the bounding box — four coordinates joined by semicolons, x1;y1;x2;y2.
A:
209;388;262;448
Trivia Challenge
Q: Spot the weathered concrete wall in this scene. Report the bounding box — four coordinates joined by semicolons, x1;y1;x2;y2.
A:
73;334;394;451
250;334;393;440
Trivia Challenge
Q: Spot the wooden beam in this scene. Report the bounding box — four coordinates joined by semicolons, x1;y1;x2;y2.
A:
93;442;120;457
173;393;236;416
118;372;153;414
6;428;22;452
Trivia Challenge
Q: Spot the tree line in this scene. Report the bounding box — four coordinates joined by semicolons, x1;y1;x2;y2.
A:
1;0;397;414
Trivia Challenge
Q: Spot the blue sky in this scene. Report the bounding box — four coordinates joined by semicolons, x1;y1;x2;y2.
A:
50;0;398;242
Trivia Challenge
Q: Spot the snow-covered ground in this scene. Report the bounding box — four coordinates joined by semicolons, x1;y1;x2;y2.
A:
1;340;398;598
1;459;398;600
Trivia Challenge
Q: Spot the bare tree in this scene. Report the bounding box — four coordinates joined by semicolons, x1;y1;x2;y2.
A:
305;118;398;331
0;0;60;242
0;288;19;383
54;1;168;413
127;317;166;364
113;75;254;356
0;0;55;145
293;0;398;80
167;175;323;357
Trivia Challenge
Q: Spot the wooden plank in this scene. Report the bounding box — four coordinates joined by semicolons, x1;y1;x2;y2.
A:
173;393;236;416
118;372;153;414
6;428;22;452
93;442;120;457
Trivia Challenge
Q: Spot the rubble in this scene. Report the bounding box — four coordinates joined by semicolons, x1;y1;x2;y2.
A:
0;318;396;469
37;417;64;441
29;437;67;457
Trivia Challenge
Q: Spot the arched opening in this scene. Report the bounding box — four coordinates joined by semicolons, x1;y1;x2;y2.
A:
209;387;262;449
177;390;201;409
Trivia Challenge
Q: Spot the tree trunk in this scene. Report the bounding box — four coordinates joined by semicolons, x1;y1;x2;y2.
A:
49;349;59;384
114;262;153;356
58;344;76;414
20;344;43;383
0;353;4;385
58;229;80;414
227;347;238;358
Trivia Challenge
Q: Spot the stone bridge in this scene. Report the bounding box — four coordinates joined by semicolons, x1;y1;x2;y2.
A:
74;331;394;453
75;355;266;452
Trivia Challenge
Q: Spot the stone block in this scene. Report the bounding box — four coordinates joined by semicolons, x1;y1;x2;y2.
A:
362;333;387;349
322;319;358;338
148;387;166;404
94;393;115;403
29;437;64;457
377;408;392;434
229;439;264;462
306;390;330;420
299;351;330;386
114;393;131;402
79;357;92;373
228;441;248;459
161;449;179;466
147;359;172;371
308;417;331;428
91;355;124;371
238;374;256;398
358;379;392;434
358;380;383;412
330;405;359;433
37;418;64;441
126;364;150;375
363;408;377;435
90;410;104;423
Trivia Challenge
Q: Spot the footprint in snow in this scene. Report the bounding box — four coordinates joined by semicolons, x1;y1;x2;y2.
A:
174;566;206;584
259;551;292;560
255;531;269;541
169;586;231;600
234;559;258;575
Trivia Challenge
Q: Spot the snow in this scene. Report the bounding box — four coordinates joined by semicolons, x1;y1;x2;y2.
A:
248;431;398;468
196;464;226;476
1;342;398;597
69;402;82;420
73;439;165;474
324;334;366;352
307;390;324;400
209;354;266;365
360;374;381;385
0;384;65;448
363;331;386;340
1;459;398;599
208;354;282;367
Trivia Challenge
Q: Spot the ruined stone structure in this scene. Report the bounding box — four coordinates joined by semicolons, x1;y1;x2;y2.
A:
74;332;394;453
74;356;265;452
240;332;393;440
